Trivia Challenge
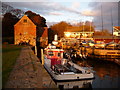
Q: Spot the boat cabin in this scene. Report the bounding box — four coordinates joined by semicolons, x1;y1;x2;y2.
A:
45;44;64;66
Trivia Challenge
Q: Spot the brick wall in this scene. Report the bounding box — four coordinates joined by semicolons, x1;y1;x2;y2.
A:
14;15;36;46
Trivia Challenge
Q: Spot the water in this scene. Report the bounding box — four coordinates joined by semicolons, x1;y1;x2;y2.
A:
55;59;120;89
85;59;120;88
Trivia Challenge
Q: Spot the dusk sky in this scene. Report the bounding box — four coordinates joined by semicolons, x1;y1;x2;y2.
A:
2;0;119;32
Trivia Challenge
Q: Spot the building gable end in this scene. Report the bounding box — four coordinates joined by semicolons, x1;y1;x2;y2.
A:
14;15;36;27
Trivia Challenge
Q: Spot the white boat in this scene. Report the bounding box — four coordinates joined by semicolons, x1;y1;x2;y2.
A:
43;44;94;81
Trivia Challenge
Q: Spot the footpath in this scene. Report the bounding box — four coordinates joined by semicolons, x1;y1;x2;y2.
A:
5;46;57;88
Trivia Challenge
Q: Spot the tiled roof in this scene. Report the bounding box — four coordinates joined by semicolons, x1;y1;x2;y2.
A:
93;35;120;39
65;26;82;32
42;27;48;37
113;26;120;31
14;15;36;27
65;26;93;32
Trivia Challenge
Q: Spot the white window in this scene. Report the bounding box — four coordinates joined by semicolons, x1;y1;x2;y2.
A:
113;32;118;36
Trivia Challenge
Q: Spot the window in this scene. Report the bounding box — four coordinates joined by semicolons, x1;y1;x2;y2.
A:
23;19;27;23
48;51;54;56
24;32;28;35
118;32;120;36
58;53;61;57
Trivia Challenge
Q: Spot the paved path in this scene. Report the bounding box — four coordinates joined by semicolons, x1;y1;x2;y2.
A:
5;46;57;88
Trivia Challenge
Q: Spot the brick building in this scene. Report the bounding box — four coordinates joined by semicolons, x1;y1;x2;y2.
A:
14;15;48;46
14;15;36;46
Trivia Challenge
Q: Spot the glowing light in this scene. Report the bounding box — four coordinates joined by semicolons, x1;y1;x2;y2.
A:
113;32;118;36
65;32;71;37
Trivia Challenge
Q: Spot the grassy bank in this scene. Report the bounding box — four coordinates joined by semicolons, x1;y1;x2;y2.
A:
2;44;23;88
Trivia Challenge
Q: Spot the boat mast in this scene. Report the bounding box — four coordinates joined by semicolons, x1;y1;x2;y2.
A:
111;8;114;36
111;7;114;42
90;16;93;40
101;5;104;42
111;7;115;50
82;19;85;41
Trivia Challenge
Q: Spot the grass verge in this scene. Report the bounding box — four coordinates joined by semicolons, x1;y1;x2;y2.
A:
2;44;23;88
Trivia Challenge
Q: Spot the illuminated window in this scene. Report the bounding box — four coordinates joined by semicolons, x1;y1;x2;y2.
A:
65;32;71;37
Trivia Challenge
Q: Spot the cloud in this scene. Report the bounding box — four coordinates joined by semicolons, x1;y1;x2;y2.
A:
88;2;118;32
3;2;56;15
2;0;49;2
71;2;80;9
46;21;58;27
4;1;118;31
48;12;63;15
3;1;82;16
81;10;97;16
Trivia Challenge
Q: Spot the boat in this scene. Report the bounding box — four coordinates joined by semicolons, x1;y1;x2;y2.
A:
43;36;94;81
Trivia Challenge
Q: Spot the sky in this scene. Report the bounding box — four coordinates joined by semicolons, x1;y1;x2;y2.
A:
2;0;120;32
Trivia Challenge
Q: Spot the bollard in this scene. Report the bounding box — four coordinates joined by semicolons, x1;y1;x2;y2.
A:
35;45;37;56
41;49;44;65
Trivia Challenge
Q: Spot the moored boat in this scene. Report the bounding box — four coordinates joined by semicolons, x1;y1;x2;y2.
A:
43;43;94;81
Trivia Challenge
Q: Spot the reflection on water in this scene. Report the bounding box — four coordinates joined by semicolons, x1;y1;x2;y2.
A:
56;79;93;89
55;59;120;89
77;59;120;88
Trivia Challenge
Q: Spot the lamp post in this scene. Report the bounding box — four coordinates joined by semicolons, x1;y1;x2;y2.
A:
90;17;93;33
83;21;85;39
90;17;93;40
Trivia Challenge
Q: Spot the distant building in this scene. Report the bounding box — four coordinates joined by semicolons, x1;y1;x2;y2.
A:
113;26;120;36
64;26;94;40
14;15;48;46
60;26;94;47
93;36;120;43
14;15;36;46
